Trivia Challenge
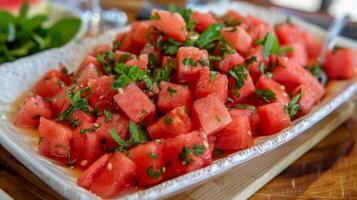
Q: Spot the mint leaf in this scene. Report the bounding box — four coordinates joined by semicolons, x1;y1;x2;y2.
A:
195;23;225;49
284;90;302;118
255;89;276;103
47;17;81;48
229;64;248;89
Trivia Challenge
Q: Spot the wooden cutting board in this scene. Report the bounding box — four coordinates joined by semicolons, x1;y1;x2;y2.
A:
0;102;354;200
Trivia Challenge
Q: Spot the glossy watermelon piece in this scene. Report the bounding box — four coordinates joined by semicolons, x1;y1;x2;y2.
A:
218;52;244;74
284;42;308;67
191;11;217;32
275;23;302;45
176;46;210;83
157;81;193;113
69;110;96;126
248;23;273;41
192;93;231;135
88;75;117;112
131;21;150;45
114;31;143;54
129;141;165;186
75;63;101;88
221;26;252;54
77;55;103;76
301;31;322;61
114;83;155;123
255;76;290;105
324;48;356;79
147;106;192;139
215;115;253;150
163;130;211;178
95;113;129;150
91;44;112;56
257;102;291;135
150;9;188;42
292;85;315;115
33;68;70;98
78;153;111;188
228;73;255;103
87;152;136;198
195;70;228;103
15;95;52;127
246;46;267;82
71;122;103;169
125;54;148;70
38;117;72;159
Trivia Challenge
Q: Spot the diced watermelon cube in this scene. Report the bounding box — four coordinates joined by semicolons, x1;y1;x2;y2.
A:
324;48;356;79
191;11;217;32
147;106;192;139
15;95;52;127
192;93;231;135
88;75;118;112
257;102;291;135
218;53;244;74
176;46;210;83
255;76;290;105
195;70;228;103
157;81;193;113
228;74;255;103
114;83;155;123
125;54;148;70
284;42;308;67
275;23;302;45
131;21;150;45
221;26;252;54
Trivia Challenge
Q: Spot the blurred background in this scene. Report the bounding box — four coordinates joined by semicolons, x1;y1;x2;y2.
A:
99;0;357;39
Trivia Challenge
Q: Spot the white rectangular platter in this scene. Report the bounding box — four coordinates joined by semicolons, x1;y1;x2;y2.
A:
0;2;357;200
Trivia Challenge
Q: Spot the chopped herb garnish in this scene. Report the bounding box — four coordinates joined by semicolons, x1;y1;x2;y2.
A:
147;166;164;179
80;123;100;134
163;116;173;125
195;23;225;49
235;104;256;112
118;53;132;63
96;51;115;74
151;63;174;83
198;58;209;66
245;56;257;65
182;57;197;67
148;152;157;159
307;63;328;85
148;53;160;69
213;148;223;157
284;90;302;119
69;119;80;128
193;144;206;156
150;12;160;20
111;121;149;152
179;146;193;165
113;63;153;89
58;86;92;121
255;89;276;103
229;64;248;89
257;33;294;57
179;8;196;31
167;87;177;97
104;109;113;122
210;71;217;81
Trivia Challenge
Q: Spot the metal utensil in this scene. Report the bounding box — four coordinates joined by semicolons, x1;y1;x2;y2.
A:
318;14;350;62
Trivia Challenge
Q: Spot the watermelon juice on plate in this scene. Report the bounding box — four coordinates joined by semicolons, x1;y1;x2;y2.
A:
6;3;357;199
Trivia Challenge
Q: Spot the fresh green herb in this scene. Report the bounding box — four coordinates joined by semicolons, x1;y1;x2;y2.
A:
148;53;160;69
150;12;161;20
179;8;196;31
259;63;266;74
163;116;173;125
245;56;258;65
195;23;225;49
167;87;177;97
307;63;328;85
111;121;149;152
80;123;100;134
148;152;157;159
182;57;197;67
58;87;92;121
179;146;193;165
69;119;80;128
147;166;164;179
229;64;248;89
96;51;116;74
193;144;206;156
213;148;223;157
118;53;132;63
256;33;294;58
210;71;217;81
112;63;153;89
151;64;174;83
147;31;182;56
198;58;209;66
104;109;113;122
284;90;302;119
0;2;81;64
255;89;276;103
235;104;256;112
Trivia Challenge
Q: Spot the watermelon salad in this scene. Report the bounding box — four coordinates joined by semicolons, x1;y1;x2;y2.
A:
14;7;356;198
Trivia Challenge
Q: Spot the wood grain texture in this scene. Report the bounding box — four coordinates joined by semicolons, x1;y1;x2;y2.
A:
0;101;355;200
